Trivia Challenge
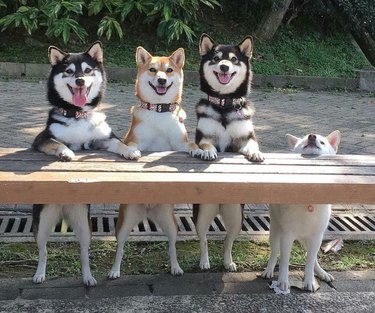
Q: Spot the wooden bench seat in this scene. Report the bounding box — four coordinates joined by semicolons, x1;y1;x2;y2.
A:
0;148;374;205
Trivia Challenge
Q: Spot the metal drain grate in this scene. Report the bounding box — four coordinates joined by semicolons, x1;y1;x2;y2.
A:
1;212;375;242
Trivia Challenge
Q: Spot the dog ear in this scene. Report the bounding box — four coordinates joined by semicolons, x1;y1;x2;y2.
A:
170;48;185;68
48;46;67;66
86;41;104;63
286;134;300;151
136;47;152;66
238;36;253;58
199;33;215;56
326;130;341;152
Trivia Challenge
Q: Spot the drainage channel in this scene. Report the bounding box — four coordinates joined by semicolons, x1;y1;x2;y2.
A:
1;212;375;243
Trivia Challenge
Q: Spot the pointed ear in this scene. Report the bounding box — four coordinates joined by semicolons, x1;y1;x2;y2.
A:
86;41;103;63
199;33;215;56
326;130;341;153
170;48;185;68
286;134;300;150
48;46;67;66
136;46;152;66
238;36;253;58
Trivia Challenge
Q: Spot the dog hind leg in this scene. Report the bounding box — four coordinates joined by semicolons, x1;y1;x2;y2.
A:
108;204;146;279
277;233;294;292
32;204;62;284
220;204;242;271
149;204;183;275
64;204;96;287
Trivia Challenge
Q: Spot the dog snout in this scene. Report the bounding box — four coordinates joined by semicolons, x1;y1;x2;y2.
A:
157;78;167;85
308;134;317;142
220;64;229;73
75;78;85;87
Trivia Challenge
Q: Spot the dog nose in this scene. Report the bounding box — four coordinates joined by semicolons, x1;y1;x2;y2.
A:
157;78;167;85
75;78;85;87
220;64;229;72
308;134;316;142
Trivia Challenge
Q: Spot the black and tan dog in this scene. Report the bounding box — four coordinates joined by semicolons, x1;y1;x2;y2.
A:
193;34;264;271
32;42;140;286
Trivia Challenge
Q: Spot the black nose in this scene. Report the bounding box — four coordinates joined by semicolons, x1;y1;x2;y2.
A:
75;78;85;87
220;64;229;72
158;78;167;85
308;134;316;142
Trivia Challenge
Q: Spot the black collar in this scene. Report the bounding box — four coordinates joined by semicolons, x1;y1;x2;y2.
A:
207;95;246;110
53;108;89;119
140;102;177;113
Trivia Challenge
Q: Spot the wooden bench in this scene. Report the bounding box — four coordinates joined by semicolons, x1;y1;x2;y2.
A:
1;148;375;206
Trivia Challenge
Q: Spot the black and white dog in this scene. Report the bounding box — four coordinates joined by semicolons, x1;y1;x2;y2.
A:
193;34;264;272
32;41;140;286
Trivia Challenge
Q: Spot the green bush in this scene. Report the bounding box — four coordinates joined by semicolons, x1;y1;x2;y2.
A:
0;0;220;44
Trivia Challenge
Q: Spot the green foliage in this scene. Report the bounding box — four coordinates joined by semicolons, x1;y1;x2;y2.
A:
0;0;220;44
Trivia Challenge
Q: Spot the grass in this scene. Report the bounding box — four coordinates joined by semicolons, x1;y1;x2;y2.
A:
0;19;371;78
1;240;374;279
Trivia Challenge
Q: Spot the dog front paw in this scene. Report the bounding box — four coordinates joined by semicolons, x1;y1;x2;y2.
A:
122;146;141;160
189;148;204;158
304;277;320;292
171;265;184;276
108;270;120;280
200;149;217;161
58;147;75;162
224;262;237;272
315;268;334;282
246;151;264;162
200;260;211;270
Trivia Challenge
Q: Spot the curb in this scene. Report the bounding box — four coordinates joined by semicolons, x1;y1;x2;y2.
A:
0;61;374;91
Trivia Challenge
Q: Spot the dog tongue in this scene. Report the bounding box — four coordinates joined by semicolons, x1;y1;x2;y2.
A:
218;73;231;84
72;87;88;107
156;86;167;94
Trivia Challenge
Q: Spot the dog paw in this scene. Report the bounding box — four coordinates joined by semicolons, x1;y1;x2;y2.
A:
171;265;184;276
189;148;204;158
261;268;274;279
33;273;45;284
315;270;334;282
277;279;290;293
122;147;141;160
246;151;264;162
83;275;97;287
200;149;217;161
304;278;320;292
200;260;211;270
225;262;237;272
58;148;75;162
108;270;120;280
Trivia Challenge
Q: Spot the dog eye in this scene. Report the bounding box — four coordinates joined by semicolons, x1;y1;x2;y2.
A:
231;56;238;62
166;68;173;73
149;67;157;73
65;69;74;75
213;56;220;62
84;68;92;74
320;141;325;145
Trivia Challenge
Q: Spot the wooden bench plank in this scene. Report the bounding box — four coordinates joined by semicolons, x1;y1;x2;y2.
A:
1;149;374;205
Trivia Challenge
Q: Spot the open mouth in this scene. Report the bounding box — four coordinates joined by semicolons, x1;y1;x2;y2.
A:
214;71;236;85
68;84;92;107
149;81;173;95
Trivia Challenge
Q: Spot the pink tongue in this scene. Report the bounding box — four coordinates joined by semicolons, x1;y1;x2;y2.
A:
156;86;167;94
72;87;88;107
218;73;231;84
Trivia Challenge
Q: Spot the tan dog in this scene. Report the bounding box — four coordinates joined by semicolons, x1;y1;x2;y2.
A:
108;47;202;279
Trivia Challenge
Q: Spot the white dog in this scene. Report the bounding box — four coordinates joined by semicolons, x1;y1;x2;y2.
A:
262;130;341;293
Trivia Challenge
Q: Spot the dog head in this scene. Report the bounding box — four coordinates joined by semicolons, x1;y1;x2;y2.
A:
47;41;105;110
286;130;341;155
198;33;253;98
135;47;184;104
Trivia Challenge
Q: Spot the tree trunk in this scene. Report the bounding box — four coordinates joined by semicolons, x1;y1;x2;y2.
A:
255;0;292;41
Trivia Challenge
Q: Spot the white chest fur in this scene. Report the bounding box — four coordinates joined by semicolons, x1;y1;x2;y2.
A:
50;111;112;149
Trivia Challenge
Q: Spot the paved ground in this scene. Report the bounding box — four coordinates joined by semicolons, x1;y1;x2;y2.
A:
0;79;375;311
